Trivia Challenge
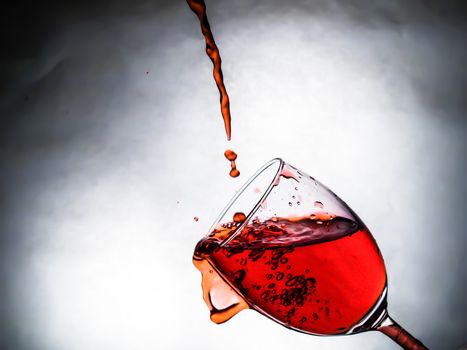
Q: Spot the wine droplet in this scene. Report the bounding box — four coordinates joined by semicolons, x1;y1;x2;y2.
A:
225;149;240;178
194;217;199;222
224;150;237;161
233;212;246;223
314;201;324;209
230;168;240;178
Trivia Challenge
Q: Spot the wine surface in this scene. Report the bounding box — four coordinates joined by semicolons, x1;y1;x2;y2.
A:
194;215;387;335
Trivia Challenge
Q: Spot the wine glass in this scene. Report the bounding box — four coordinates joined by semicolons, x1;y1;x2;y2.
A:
193;158;427;349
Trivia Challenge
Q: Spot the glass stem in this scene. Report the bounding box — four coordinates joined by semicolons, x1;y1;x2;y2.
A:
377;314;428;349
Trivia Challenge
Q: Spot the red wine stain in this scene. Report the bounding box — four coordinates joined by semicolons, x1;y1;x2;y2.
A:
224;149;240;177
186;0;232;141
280;168;299;182
194;216;199;222
273;166;300;186
314;201;324;209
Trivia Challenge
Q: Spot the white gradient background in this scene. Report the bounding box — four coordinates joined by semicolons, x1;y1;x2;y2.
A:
1;1;466;349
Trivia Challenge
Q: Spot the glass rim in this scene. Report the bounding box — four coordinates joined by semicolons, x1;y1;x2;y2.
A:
208;158;284;246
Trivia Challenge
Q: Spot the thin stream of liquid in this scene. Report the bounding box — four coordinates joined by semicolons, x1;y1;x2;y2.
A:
186;0;232;140
186;0;240;177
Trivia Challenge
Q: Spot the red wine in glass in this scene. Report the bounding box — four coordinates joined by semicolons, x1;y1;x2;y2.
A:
193;159;428;349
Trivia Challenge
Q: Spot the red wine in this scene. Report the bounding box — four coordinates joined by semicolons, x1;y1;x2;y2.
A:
186;0;232;140
193;215;387;335
224;149;240;178
186;0;241;178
